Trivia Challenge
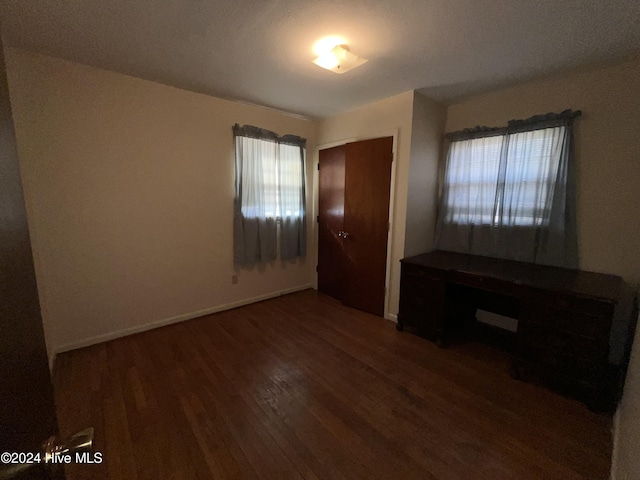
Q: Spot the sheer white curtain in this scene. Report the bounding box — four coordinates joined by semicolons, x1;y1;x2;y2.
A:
278;142;306;259
233;134;278;263
499;127;565;226
233;125;306;264
435;111;579;268
443;135;503;225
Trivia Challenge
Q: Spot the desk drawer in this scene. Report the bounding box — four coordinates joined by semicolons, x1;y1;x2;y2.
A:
451;271;519;296
399;274;445;311
516;344;606;384
518;320;608;361
402;262;444;282
400;285;443;313
524;288;614;317
521;303;612;339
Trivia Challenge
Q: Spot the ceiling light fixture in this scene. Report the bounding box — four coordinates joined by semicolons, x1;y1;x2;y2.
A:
312;44;367;74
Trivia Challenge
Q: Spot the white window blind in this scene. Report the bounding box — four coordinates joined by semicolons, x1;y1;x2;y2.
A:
444;126;566;227
237;137;304;220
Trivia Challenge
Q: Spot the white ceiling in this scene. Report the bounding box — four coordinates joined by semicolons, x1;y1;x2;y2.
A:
2;0;639;118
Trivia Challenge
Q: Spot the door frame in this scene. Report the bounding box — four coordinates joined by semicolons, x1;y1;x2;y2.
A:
313;129;399;320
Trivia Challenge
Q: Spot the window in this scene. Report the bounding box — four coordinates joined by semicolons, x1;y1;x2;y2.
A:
443;126;566;227
435;110;580;268
445;135;503;225
234;136;305;220
275;142;305;219
233;124;307;263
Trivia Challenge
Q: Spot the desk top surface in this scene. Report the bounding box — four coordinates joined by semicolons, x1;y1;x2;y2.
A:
401;250;622;303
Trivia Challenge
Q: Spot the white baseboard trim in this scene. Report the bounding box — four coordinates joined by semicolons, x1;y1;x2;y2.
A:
54;284;314;356
386;313;398;323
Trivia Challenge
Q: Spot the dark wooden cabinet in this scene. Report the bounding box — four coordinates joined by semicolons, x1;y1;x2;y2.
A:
398;251;625;410
516;288;616;407
398;262;446;341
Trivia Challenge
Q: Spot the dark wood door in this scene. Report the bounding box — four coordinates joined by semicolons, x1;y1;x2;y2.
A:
317;145;346;300
0;40;62;479
343;137;393;315
317;137;393;316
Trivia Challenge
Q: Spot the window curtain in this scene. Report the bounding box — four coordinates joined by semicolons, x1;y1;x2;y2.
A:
278;139;307;260
434;110;580;268
233;124;306;264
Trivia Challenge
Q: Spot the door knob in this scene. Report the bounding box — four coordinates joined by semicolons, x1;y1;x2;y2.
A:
0;428;94;479
341;231;350;239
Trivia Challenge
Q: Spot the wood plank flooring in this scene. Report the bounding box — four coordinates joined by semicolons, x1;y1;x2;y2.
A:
53;290;612;480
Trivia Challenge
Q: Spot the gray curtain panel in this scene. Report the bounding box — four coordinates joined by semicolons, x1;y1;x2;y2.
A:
435;110;580;268
278;141;307;260
233;124;306;264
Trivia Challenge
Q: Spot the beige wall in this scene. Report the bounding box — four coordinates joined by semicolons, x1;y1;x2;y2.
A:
445;58;640;480
6;48;316;356
404;92;446;257
316;90;415;318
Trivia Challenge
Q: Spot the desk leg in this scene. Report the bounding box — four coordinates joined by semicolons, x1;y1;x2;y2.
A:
396;320;404;332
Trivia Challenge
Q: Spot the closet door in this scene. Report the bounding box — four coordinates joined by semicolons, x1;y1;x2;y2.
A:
343;137;393;315
318;145;346;300
317;137;393;316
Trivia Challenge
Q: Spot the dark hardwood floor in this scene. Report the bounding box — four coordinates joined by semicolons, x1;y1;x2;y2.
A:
53;289;612;480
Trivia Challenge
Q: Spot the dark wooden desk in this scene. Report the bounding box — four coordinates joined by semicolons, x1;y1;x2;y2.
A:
398;250;623;410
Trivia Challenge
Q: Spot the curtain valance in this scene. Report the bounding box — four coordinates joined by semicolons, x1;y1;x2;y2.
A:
232;124;306;148
445;109;581;141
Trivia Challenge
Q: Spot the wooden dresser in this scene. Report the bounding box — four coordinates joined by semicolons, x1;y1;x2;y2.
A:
398;250;624;410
